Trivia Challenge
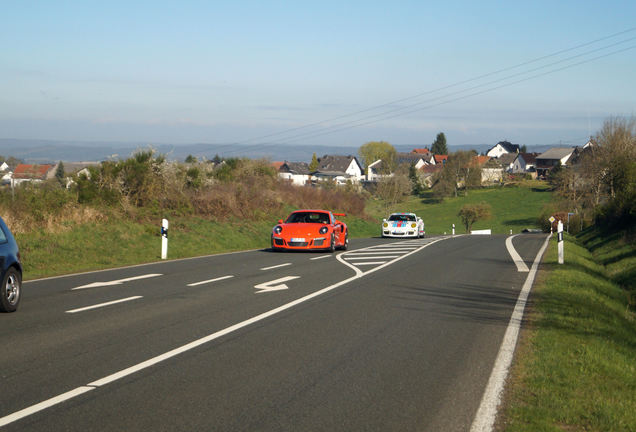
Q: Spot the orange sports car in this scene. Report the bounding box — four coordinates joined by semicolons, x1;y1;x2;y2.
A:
271;209;348;252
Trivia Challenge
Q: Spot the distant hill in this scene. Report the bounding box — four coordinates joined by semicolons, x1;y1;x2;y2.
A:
0;138;554;165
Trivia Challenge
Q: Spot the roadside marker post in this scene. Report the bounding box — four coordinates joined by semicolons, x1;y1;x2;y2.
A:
452;223;455;236
161;218;169;260
557;220;564;264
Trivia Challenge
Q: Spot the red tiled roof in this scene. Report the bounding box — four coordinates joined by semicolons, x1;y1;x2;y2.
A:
13;164;53;179
419;164;442;174
271;161;285;171
472;155;491;166
412;148;431;155
433;155;448;164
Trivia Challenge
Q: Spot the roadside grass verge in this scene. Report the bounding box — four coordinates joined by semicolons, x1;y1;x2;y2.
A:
499;229;636;431
16;214;378;280
366;181;553;235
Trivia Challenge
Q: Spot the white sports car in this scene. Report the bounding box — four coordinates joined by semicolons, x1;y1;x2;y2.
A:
381;213;425;238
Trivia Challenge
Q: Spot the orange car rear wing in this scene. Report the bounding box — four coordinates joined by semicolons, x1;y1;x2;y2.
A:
333;212;346;217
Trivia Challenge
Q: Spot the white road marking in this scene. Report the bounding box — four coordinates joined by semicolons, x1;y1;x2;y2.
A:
470;234;551;432
72;274;162;290
254;276;300;294
260;263;292;271
344;256;398;260
365;248;417;252
187;275;234;287
505;235;530;272
310;255;331;260
0;237;449;428
65;296;143;314
342;251;407;255
351;261;388;265
0;387;96;427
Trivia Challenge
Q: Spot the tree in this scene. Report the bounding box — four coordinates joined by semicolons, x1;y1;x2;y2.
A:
458;203;492;233
55;161;65;186
358;141;396;174
375;165;412;211
309;152;319;171
431;132;448;155
185;154;197;163
520;144;527;153
432;150;473;198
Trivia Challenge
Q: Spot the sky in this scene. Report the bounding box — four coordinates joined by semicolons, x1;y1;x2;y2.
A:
2;0;635;149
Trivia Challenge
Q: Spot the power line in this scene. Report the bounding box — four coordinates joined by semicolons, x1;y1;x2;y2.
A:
271;43;636;144
233;27;636;146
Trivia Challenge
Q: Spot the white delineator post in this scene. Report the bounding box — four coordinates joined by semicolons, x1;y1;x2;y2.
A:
161;218;169;260
452;223;455;236
557;220;564;264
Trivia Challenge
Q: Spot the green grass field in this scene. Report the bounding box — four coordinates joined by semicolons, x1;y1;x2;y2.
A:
367;181;554;235
499;229;636;431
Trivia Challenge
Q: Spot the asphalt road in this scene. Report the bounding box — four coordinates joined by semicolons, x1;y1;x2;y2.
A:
0;233;548;431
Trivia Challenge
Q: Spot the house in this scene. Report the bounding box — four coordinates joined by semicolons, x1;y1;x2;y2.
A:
432;155;448;165
411;148;431;157
313;155;364;185
418;164;443;188
486;140;521;158
535;147;576;178
511;152;539;174
396;152;427;169
366;160;386;182
498;153;518;173
11;163;56;185
0;162;9;172
482;159;504;184
278;161;311;186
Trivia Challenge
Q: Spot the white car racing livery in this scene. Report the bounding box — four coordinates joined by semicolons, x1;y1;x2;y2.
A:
382;212;425;238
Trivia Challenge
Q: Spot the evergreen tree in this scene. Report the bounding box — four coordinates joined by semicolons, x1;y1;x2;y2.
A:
55;161;65;185
309;153;319;171
431;132;448;155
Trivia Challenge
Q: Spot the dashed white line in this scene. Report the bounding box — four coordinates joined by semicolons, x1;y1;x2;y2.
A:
65;296;143;314
260;263;292;271
187;275;235;287
310;255;331;260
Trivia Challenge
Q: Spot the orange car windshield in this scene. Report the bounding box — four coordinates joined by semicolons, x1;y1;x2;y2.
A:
286;212;330;224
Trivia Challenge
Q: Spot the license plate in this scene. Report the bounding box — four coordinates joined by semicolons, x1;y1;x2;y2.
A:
291;238;305;242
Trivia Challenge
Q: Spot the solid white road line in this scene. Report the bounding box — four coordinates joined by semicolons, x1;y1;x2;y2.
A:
72;274;162;290
260;263;292;271
65;296;143;314
187;275;234;287
470;234;551;432
0;387;96;427
310;255;331;260
0;236;451;428
505;235;530;272
350;261;388;265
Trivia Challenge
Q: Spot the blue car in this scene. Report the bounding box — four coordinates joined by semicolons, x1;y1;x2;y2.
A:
0;216;22;312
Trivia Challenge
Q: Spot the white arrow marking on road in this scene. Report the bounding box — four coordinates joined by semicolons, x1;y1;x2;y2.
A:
72;274;163;290
254;276;300;294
